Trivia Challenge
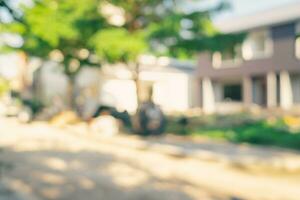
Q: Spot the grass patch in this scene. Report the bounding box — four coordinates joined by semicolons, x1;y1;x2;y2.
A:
166;114;300;150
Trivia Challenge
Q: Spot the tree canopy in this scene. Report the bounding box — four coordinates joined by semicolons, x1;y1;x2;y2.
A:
91;28;146;65
93;0;241;62
1;0;243;72
2;0;105;78
0;0;247;108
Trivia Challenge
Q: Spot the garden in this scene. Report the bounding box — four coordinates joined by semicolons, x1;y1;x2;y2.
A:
166;113;300;150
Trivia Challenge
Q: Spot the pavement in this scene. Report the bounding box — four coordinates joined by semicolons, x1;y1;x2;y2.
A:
0;180;39;200
66;123;300;173
1;117;300;200
0;181;23;200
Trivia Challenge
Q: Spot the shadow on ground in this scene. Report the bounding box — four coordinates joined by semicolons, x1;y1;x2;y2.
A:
0;146;242;200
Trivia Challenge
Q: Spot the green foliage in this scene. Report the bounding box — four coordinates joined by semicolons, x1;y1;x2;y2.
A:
0;78;9;97
91;28;146;64
147;11;217;58
193;121;300;150
102;0;231;61
24;0;78;47
22;98;44;115
108;0;166;31
148;17;246;59
1;0;241;70
204;32;246;54
167;114;300;150
92;0;166;64
146;1;240;59
2;0;105;77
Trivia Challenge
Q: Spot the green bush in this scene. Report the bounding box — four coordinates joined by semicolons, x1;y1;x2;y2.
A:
167;114;300;150
22;98;44;115
0;78;9;97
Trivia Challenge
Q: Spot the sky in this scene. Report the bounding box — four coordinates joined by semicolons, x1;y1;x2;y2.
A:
1;0;300;22
220;0;299;14
214;0;300;21
0;0;32;23
183;0;300;22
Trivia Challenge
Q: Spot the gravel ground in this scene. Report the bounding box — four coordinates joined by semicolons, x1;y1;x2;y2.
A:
1;118;300;200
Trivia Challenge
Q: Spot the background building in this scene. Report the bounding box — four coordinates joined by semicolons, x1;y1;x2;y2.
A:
198;2;300;114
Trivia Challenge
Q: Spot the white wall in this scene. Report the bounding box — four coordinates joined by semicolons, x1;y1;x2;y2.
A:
100;79;138;113
0;53;26;90
140;71;192;112
75;68;102;118
98;70;194;113
38;61;69;105
0;54;20;79
34;62;195;114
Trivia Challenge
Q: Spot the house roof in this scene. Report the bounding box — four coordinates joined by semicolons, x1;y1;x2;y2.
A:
102;58;196;80
214;2;300;33
140;57;196;75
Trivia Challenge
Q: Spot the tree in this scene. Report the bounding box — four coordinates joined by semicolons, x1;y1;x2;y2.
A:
91;28;147;105
2;0;105;107
92;0;231;104
146;1;243;58
2;0;242;111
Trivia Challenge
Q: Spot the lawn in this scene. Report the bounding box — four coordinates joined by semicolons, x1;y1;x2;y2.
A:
166;113;300;150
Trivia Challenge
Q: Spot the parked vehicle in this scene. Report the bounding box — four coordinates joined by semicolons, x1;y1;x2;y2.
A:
4;91;43;123
134;101;166;136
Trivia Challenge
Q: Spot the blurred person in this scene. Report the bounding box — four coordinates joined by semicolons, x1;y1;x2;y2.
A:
134;88;166;136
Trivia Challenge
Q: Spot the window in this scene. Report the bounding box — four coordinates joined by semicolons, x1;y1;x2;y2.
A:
242;29;273;60
291;75;300;103
212;45;242;68
223;84;242;101
296;37;300;59
295;22;300;59
222;47;239;61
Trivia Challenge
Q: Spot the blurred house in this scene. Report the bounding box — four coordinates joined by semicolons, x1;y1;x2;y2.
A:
198;2;300;114
140;58;198;113
100;57;198;114
33;61;69;105
33;57;198;117
0;52;28;92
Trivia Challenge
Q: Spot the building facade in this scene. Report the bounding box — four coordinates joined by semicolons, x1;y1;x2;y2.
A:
197;3;300;114
33;58;198;117
99;58;197;114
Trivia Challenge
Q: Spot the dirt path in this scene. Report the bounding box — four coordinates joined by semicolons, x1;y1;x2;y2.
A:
0;118;300;200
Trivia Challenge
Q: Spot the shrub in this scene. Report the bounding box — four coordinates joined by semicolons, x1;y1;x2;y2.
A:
0;78;9;97
167;114;300;150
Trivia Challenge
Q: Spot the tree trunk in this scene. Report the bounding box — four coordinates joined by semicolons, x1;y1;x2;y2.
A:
18;51;29;93
67;76;77;110
133;62;141;109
